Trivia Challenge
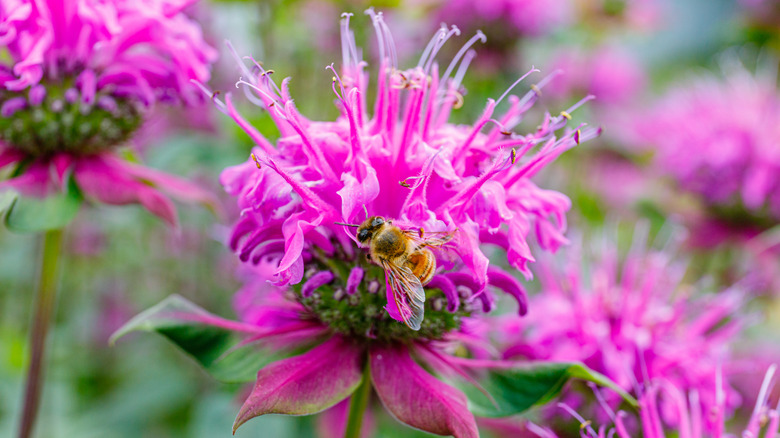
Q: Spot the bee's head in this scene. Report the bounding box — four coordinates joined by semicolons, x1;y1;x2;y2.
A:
356;216;386;243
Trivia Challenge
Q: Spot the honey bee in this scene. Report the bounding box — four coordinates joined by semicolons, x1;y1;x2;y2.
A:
336;216;455;331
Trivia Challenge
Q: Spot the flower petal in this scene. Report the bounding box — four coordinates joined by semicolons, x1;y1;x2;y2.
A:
0;147;24;170
370;345;479;438
110;156;220;213
234;336;364;432
74;156;178;226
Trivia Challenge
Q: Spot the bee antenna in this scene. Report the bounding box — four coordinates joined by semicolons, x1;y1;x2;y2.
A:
362;204;368;219
335;222;360;227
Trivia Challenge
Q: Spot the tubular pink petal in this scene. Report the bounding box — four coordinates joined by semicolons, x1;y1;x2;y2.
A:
281;100;339;183
258;156;339;219
658;380;692;438
614;411;631;438
453;99;497;165
747;365;777;436
436;148;515;217
427;275;460;312
418;25;448;70
421;25;461;75
301;271;335;298
383;275;404;322
346;267;364;295
1;96;27;116
439;30;486;88
487;267;528;315
559;403;600;437
276;211;324;281
225;93;276;155
495;67;541;106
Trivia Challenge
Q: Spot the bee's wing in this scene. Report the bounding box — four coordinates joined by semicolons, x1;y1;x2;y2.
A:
402;229;456;249
380;259;425;331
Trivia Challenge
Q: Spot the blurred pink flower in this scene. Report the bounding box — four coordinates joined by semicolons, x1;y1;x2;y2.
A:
429;0;574;37
93;287;135;346
415;0;573;72
619;0;665;30
547;46;646;106
499;228;745;428
532;365;780;438
0;0;218;225
203;9;598;436
740;0;780;27
0;0;215;102
582;152;657;213
629;65;780;225
572;0;665;31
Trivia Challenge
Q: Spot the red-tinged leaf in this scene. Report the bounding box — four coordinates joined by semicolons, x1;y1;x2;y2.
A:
370;345;479;438
233;336;364;432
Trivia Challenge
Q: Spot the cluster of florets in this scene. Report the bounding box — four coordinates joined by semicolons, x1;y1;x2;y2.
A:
215;10;599;339
531;365;780;438
0;0;217;156
628;65;780;225
497;229;744;425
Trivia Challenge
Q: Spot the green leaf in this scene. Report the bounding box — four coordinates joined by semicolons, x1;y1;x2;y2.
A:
111;295;281;383
460;361;637;418
4;177;82;233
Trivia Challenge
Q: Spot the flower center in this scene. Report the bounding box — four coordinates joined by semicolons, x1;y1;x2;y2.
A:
0;76;143;157
294;246;471;343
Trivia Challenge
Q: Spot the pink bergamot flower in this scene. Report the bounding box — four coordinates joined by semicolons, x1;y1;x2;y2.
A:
0;0;218;226
187;8;599;437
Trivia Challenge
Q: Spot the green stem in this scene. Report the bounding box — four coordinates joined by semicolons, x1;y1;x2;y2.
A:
344;360;372;438
18;229;64;438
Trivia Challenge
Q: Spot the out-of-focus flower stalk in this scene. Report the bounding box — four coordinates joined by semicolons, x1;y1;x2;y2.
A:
343;361;371;438
17;229;63;438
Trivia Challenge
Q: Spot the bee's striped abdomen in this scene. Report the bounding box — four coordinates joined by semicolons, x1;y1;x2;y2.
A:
408;249;436;285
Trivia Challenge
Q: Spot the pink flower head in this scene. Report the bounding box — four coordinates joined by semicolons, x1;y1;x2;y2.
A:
740;0;780;28
630;64;780;225
210;9;597;331
418;0;573;71
535;365;780;438
499;226;745;427
430;0;573;37
196;9;598;436
1;0;216;104
0;0;218;226
546;46;646;106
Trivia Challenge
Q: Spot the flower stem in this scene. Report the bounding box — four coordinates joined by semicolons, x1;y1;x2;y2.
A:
344;360;372;438
18;228;64;438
